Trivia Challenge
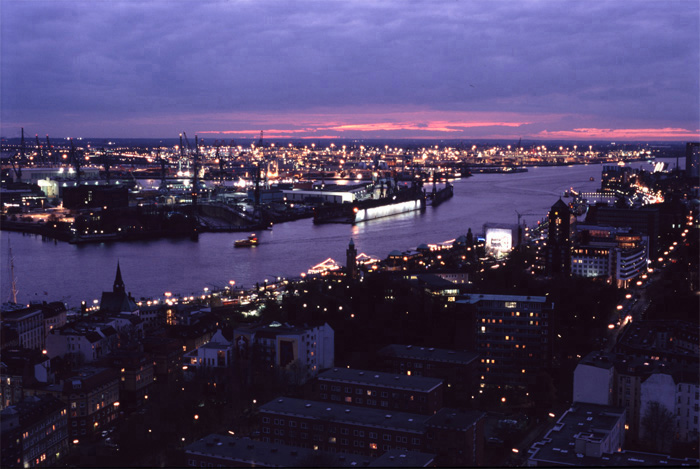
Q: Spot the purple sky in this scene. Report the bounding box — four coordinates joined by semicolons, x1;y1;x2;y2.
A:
2;1;699;141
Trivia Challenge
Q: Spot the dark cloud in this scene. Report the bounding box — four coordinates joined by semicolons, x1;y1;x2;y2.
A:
1;0;698;138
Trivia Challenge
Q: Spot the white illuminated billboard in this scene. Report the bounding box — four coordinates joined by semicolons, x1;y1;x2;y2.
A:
485;227;513;258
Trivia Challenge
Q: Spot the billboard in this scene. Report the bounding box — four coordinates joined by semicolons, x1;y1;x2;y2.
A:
485;226;514;258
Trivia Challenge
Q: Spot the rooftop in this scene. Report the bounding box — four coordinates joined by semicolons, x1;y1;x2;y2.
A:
370;449;435;467
615;320;699;362
317;368;443;393
377;344;479;366
528;403;625;466
528;403;697;467
258;397;430;434
424;407;485;431
185;434;432;467
457;293;548;304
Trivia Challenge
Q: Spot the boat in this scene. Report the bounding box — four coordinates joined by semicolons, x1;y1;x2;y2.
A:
234;234;259;247
590;177;595;181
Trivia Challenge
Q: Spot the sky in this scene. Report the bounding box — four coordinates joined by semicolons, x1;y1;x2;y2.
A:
1;0;699;141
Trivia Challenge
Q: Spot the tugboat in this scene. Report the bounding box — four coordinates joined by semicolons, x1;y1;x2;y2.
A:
234;234;259;247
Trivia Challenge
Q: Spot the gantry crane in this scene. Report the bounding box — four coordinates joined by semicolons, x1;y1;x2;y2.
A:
35;134;45;165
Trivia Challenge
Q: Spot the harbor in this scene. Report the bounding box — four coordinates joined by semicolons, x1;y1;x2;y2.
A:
0;159;667;308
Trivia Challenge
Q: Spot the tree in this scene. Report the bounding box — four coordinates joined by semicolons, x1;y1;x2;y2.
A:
641;401;674;453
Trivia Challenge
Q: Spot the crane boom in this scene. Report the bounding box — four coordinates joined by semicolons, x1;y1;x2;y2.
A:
70;138;81;184
46;135;54;165
35;134;44;165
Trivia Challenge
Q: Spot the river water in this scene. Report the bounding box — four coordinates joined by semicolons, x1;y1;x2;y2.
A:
1;160;666;307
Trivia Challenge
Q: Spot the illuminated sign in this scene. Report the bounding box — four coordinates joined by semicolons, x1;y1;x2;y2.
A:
485;227;513;258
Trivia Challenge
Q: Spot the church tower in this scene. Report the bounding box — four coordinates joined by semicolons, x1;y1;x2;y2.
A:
113;261;126;294
346;239;358;279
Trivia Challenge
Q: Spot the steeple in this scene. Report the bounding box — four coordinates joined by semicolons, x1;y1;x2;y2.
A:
113;262;125;294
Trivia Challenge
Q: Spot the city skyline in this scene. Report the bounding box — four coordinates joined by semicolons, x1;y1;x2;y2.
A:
1;0;699;141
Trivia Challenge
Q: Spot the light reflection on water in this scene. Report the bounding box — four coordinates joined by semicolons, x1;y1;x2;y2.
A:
0;160;664;307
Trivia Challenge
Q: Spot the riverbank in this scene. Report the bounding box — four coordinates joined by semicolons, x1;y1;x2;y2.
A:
1;160;668;307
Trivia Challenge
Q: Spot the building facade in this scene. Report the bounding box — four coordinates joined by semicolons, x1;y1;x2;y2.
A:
0;395;69;468
458;294;552;389
29;367;120;442
314;368;443;415
258;397;428;457
1;308;45;351
376;344;478;404
233;322;334;382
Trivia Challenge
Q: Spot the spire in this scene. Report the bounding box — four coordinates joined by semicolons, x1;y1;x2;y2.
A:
349;238;355;247
113;262;125;294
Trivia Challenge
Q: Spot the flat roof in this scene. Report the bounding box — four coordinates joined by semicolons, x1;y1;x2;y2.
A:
185;434;321;467
259;397;430;434
377;344;479;366
525;403;697;467
185;434;432;467
370;449;435;467
425;408;485;431
318;368;443;393
457;293;547;304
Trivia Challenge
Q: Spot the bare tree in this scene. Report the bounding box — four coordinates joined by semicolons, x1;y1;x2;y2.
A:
641;401;674;453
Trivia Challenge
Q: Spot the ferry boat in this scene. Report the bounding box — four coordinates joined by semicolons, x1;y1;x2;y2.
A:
234;234;258;247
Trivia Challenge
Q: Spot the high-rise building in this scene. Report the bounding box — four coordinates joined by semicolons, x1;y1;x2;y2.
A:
457;294;553;389
546;199;574;275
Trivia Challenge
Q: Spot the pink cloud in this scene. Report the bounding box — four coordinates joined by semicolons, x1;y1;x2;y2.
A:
325;120;529;133
189;107;539;138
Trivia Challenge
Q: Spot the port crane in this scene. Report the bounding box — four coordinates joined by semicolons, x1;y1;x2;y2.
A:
69;138;82;184
156;147;174;192
9;128;25;182
35;134;45;165
101;147;112;184
214;141;227;185
45;135;55;165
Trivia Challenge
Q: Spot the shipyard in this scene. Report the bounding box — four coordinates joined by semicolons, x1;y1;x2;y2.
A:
1;0;699;468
